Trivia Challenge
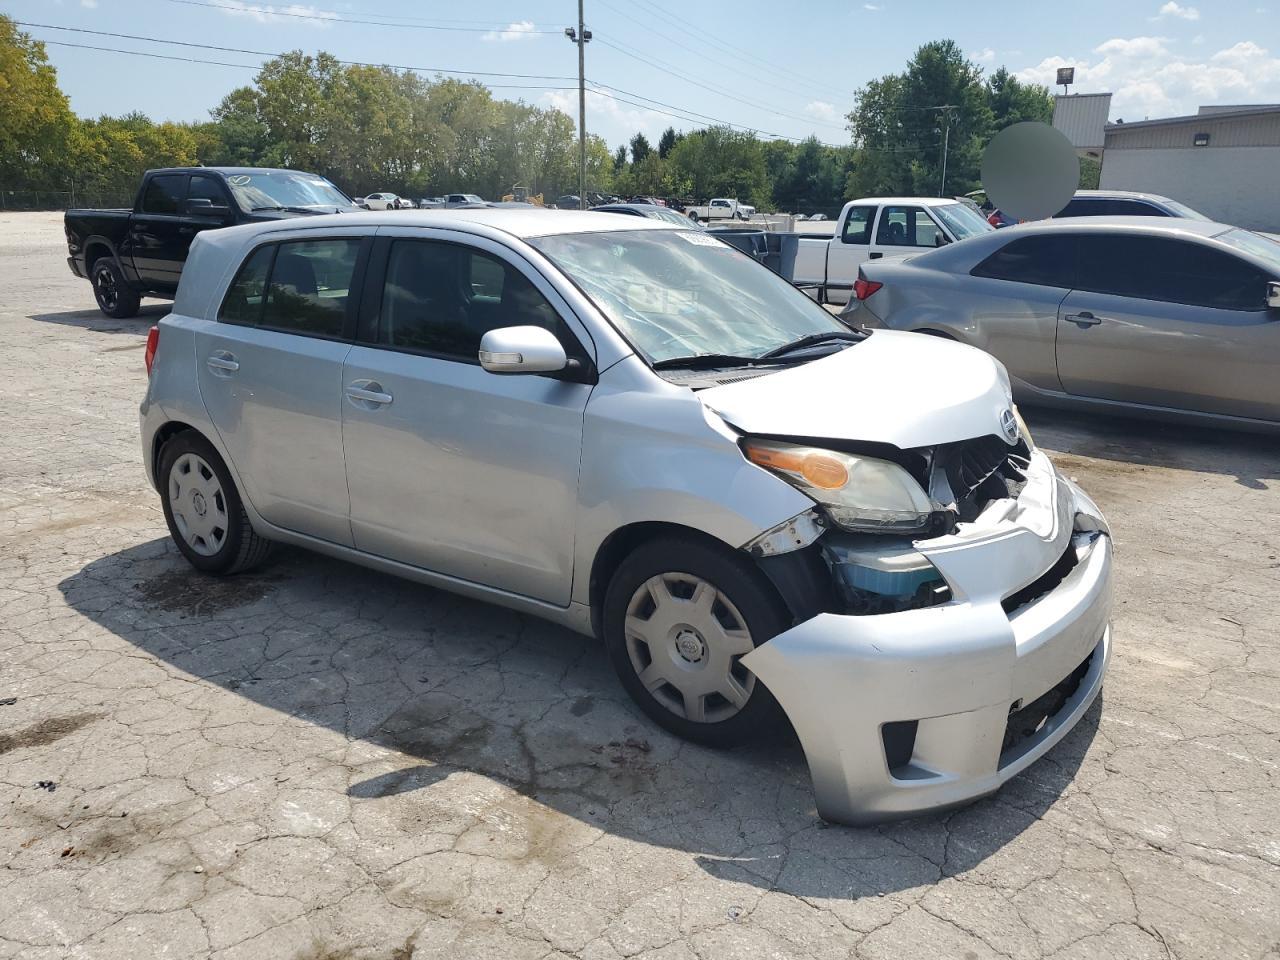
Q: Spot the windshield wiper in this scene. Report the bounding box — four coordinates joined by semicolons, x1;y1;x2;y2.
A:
651;353;760;371
757;330;863;360
251;205;325;215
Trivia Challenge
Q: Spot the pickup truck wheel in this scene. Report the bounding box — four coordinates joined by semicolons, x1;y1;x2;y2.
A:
688;213;700;223
603;536;788;748
159;432;273;576
91;259;141;319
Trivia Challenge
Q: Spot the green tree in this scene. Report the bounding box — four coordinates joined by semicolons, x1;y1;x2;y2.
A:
846;40;994;198
657;126;680;159
667;126;770;206
0;16;80;192
612;143;628;173
629;132;652;164
987;67;1053;130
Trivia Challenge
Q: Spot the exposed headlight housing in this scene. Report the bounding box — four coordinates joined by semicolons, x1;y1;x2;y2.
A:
743;439;935;534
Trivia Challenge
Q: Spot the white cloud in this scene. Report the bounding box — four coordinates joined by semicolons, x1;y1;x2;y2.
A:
1016;36;1280;121
804;101;839;123
208;2;338;26
1155;1;1200;19
80;0;99;7
483;20;538;42
864;3;882;10
970;47;996;63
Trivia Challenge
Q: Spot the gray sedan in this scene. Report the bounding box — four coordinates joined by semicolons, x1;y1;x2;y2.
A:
844;217;1280;431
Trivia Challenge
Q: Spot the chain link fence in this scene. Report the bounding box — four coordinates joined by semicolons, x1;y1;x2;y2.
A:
0;188;133;211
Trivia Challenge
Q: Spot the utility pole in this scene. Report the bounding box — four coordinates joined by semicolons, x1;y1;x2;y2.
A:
928;104;959;197
565;4;591;209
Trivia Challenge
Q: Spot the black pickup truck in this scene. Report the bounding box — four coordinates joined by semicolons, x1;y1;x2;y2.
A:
65;167;360;317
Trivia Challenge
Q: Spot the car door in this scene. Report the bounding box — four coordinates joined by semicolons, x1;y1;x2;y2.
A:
823;204;877;305
129;173;189;291
195;230;370;545
1056;234;1278;419
870;205;947;264
340;228;595;604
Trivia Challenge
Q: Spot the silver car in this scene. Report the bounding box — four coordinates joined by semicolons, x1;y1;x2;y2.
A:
140;209;1113;823
845;217;1280;431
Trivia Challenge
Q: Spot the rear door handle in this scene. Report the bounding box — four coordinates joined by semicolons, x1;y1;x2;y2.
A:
346;381;393;406
206;351;239;374
1064;311;1103;328
869;252;884;260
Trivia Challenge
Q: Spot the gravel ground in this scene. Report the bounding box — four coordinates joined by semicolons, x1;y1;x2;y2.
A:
1;210;1277;960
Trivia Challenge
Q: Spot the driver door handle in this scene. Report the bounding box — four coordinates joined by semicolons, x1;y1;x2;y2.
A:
1064;311;1104;328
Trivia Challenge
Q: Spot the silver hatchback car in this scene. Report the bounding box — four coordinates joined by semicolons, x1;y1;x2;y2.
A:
141;210;1113;823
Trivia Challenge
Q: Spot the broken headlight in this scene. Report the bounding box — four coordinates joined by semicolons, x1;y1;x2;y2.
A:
743;439;934;535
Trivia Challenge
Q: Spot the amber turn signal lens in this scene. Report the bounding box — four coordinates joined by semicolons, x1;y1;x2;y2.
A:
800;455;849;489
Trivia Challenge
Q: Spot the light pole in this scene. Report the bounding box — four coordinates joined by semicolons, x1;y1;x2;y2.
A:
564;3;592;209
927;104;959;197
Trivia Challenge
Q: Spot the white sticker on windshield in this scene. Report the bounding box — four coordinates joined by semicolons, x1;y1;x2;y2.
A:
227;175;252;185
677;231;725;246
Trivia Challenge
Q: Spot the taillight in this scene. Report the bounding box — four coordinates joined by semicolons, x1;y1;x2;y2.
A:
854;278;883;301
144;326;159;376
987;212;1000;226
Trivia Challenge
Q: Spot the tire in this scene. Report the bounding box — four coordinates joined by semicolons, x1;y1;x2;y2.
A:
688;213;700;224
91;257;141;319
158;431;273;575
603;535;789;747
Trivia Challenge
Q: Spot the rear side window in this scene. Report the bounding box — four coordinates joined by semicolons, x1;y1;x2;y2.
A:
377;240;567;361
841;206;875;245
219;245;274;324
140;175;187;215
1058;198;1165;218
218;238;362;336
971;235;1076;288
1076;235;1266;310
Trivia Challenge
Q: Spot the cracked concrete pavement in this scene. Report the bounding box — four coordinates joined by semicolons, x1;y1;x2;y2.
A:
1;211;1278;959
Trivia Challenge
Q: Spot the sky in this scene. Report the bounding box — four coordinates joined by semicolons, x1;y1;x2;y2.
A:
6;0;1280;149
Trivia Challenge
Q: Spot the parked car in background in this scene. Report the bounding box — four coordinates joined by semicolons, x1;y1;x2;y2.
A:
445;193;487;207
787;197;993;304
140;207;1112;824
845;217;1280;431
64;166;360;317
685;198;747;222
555;195;583;209
987;208;1020;228
591;202;704;226
417;197;445;209
1053;190;1211;220
363;192;406;210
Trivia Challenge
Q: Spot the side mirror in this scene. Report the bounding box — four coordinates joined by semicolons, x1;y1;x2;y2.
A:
1268;281;1280;310
188;198;231;218
479;325;567;375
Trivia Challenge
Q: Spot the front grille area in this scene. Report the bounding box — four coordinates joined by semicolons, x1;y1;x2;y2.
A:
998;651;1093;767
929;434;1030;523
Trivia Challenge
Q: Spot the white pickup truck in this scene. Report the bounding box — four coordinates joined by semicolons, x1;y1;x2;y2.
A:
686;198;747;222
789;196;993;304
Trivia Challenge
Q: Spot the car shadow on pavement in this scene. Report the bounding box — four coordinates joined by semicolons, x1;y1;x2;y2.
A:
58;537;1099;899
28;304;169;335
1025;404;1278;490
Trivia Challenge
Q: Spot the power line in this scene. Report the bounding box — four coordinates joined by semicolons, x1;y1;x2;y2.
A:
33;38;577;91
630;0;851;97
15;22;577;81
162;0;562;34
596;37;845;131
593;0;843;107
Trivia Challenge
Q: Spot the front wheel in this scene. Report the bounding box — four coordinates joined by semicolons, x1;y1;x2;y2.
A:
603;536;789;747
688;213;700;223
159;431;272;575
91;258;141;319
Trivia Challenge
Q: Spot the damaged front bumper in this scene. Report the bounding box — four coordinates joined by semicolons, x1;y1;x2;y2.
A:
742;449;1113;825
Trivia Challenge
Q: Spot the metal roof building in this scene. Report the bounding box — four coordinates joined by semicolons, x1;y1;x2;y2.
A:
1100;105;1280;232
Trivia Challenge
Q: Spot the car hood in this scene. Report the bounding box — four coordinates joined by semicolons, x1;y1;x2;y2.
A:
698;330;1015;449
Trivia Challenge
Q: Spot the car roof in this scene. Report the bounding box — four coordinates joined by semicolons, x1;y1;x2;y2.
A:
847;196;965;207
595;203;662;212
1014;216;1229;238
1070;190;1175;203
146;166;322;178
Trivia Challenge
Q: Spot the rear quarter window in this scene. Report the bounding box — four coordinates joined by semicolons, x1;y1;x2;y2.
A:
970;235;1076;288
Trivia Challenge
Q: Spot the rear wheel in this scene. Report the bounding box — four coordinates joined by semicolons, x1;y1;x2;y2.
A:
159;432;272;575
91;258;141;319
603;536;788;747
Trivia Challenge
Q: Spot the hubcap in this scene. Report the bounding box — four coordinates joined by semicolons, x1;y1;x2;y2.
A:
94;266;117;309
624;573;756;724
168;453;228;557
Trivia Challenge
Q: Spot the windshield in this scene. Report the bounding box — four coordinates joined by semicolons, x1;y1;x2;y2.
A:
529;229;848;364
226;172;352;210
1162;198;1213;221
650;207;698;226
1217;229;1280;272
931;202;995;240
